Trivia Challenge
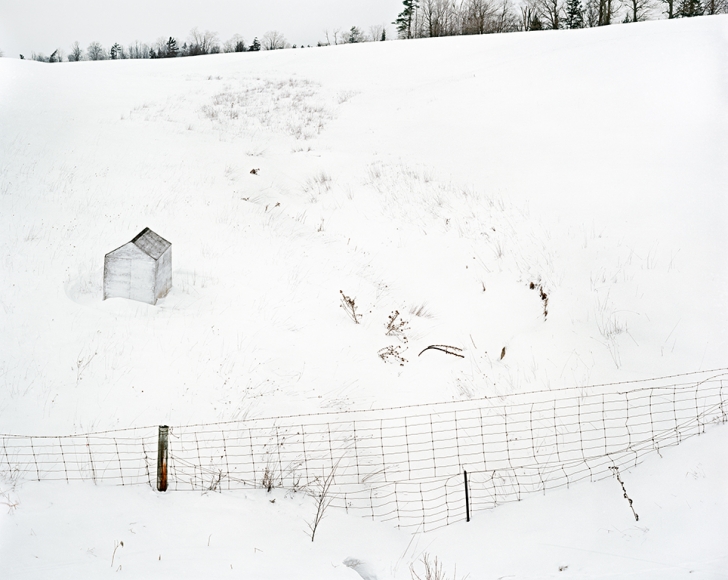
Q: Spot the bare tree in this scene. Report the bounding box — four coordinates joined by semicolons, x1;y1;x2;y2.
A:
599;0;619;22
323;28;344;45
622;0;654;20
703;0;728;12
584;0;618;23
369;24;387;41
261;30;288;50
0;48;4;58
538;0;564;27
584;0;601;22
462;0;497;34
488;0;519;31
87;41;106;61
127;41;150;59
520;0;542;28
188;27;220;55
223;34;247;52
656;0;678;15
68;41;83;61
420;0;459;37
151;37;168;58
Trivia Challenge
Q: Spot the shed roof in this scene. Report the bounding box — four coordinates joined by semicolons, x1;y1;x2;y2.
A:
130;228;171;260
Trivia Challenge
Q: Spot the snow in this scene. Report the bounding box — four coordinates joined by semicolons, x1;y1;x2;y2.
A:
1;15;727;579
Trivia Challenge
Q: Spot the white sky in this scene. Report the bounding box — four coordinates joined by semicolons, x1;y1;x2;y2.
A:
0;0;402;58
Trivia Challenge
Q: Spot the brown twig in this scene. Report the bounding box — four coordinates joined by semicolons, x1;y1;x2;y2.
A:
609;466;639;521
418;345;464;358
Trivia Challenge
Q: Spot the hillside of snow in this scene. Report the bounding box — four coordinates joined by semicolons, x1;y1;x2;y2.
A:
1;15;727;579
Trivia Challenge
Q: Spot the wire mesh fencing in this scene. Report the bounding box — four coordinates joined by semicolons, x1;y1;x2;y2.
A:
2;370;726;531
1;426;157;487
164;373;727;530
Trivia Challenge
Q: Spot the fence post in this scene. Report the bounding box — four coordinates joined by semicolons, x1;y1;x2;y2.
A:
157;425;169;492
464;470;470;522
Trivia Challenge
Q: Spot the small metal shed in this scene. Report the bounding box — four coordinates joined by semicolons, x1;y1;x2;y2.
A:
103;228;172;305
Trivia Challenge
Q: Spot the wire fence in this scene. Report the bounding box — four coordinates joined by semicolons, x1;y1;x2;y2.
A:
2;370;726;531
1;426;158;488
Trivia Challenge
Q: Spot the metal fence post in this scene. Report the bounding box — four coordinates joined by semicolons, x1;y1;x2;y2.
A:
157;425;169;492
464;470;470;522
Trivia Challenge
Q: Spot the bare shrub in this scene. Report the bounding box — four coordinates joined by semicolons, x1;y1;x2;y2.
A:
198;78;332;139
208;469;224;492
378;345;407;366
410;302;433;319
410;553;465;580
307;463;338;542
261;466;276;492
340;290;361;324
0;487;19;514
337;90;358;104
201;105;218;120
385;310;410;342
304;171;332;201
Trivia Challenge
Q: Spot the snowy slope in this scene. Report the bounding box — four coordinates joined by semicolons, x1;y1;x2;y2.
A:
1;15;727;579
1;17;727;435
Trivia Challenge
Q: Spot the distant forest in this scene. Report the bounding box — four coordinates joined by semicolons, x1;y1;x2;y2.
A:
10;0;728;62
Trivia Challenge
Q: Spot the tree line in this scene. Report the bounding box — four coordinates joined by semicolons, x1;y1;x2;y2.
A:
11;0;727;63
393;0;726;38
23;28;288;62
18;24;388;63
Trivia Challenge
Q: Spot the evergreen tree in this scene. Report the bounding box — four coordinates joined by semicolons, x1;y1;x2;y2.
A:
110;43;123;59
348;26;365;43
565;0;585;26
249;37;261;51
394;0;419;39
166;37;179;57
677;0;704;14
530;13;544;28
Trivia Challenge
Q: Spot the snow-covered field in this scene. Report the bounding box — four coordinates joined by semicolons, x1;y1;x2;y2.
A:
1;15;727;579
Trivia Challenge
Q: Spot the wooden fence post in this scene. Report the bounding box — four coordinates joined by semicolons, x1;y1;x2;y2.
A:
464;470;470;522
157;425;169;492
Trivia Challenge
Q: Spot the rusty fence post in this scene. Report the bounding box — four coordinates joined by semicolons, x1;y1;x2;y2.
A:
157;425;169;492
